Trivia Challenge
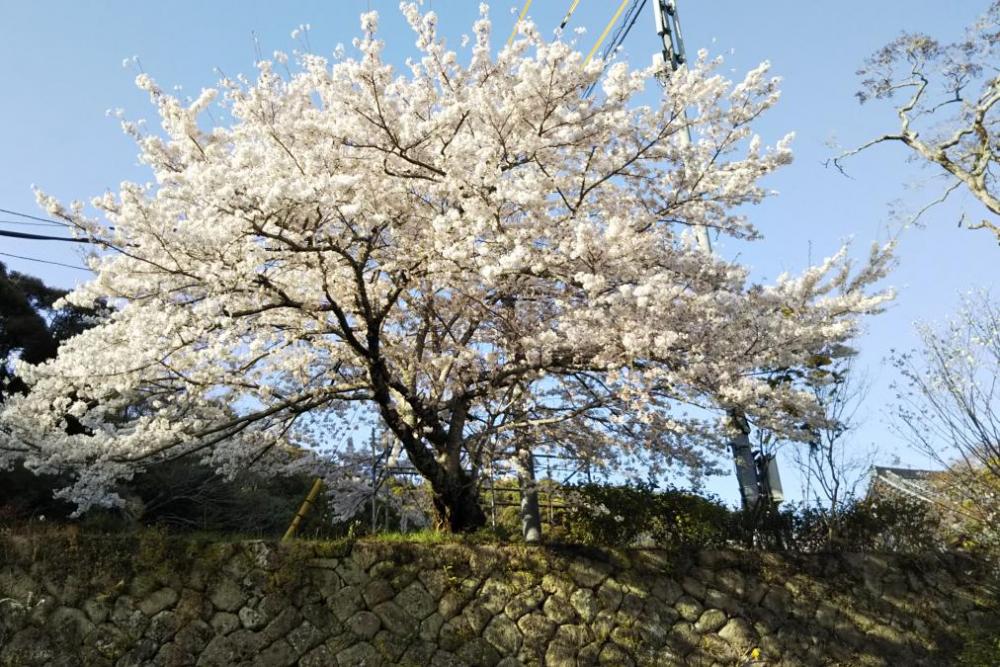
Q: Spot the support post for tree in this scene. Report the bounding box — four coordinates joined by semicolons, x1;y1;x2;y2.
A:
516;446;542;544
282;477;323;542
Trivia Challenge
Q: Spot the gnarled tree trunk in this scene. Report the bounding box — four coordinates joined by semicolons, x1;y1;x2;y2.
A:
429;470;487;533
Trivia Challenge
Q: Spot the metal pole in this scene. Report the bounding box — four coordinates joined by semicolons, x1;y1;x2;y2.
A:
729;413;761;510
370;429;378;533
652;0;775;511
653;0;712;253
489;459;497;530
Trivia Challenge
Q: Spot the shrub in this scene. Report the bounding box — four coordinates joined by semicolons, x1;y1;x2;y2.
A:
957;620;1000;667
558;482;733;548
783;495;947;553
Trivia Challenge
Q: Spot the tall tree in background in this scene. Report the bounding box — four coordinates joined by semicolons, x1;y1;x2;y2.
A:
836;2;1000;240
0;263;94;402
0;263;100;521
0;5;893;531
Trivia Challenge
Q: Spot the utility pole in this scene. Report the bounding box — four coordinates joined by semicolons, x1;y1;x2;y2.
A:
652;0;773;512
652;0;711;253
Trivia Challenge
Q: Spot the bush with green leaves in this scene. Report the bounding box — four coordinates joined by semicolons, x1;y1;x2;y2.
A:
782;494;948;553
957;619;1000;667
558;482;733;548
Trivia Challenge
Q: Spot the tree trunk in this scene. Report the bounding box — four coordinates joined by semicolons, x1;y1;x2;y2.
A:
430;471;487;533
371;396;485;533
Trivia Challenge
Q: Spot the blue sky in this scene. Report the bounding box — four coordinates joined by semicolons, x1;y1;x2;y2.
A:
1;1;996;505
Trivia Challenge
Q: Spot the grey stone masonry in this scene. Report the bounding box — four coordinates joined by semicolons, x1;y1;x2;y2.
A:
0;535;996;666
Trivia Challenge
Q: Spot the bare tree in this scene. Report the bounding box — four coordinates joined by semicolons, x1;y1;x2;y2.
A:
834;3;1000;240
891;294;1000;559
792;357;876;516
892;291;1000;481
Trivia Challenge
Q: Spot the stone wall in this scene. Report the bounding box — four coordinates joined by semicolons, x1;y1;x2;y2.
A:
0;533;996;666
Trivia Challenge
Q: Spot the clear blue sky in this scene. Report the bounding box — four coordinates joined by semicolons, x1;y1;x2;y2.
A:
1;1;996;505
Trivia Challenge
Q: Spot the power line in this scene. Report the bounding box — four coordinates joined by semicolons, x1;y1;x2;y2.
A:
507;0;534;48
557;0;582;32
0;219;66;228
0;229;92;243
584;0;630;65
617;0;648;50
583;0;646;97
0;251;91;272
0;207;68;226
603;0;645;61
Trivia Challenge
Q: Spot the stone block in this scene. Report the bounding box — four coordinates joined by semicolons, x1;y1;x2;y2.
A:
336;641;382;666
542;594;577;624
674;595;702;623
363;579;396;608
207;578;244;613
347;610;381;640
396;581;438;620
693;608;727;634
718;617;755;650
483;614;523;656
570;588;598;623
288;620;325;655
374;600;418;637
209;611;239;635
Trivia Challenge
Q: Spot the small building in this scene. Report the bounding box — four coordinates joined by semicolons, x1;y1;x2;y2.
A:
868;465;945;505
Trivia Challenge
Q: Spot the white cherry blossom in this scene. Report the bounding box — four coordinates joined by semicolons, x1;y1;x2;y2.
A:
0;4;892;531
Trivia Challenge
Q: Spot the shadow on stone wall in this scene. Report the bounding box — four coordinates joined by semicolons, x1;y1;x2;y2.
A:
0;533;996;666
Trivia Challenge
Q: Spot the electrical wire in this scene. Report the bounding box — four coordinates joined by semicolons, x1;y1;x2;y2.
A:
583;0;646;98
602;0;644;61
0;229;92;243
0;251;91;272
0;219;66;228
584;0;630;65
506;0;534;48
0;207;68;226
583;0;646;97
557;0;582;32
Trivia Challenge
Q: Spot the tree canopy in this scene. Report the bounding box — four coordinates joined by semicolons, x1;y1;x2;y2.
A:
838;1;1000;240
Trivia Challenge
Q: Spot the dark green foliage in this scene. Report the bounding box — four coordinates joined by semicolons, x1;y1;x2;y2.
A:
957;618;1000;667
785;495;947;553
0;462;77;523
532;480;951;553
556;482;733;548
124;459;329;537
728;494;949;553
0;457;345;539
0;262;99;402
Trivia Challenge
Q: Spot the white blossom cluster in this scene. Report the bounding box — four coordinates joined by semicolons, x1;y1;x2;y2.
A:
318;435;429;531
0;4;893;514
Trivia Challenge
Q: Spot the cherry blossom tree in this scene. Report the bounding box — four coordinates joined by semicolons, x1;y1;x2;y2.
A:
0;5;893;532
